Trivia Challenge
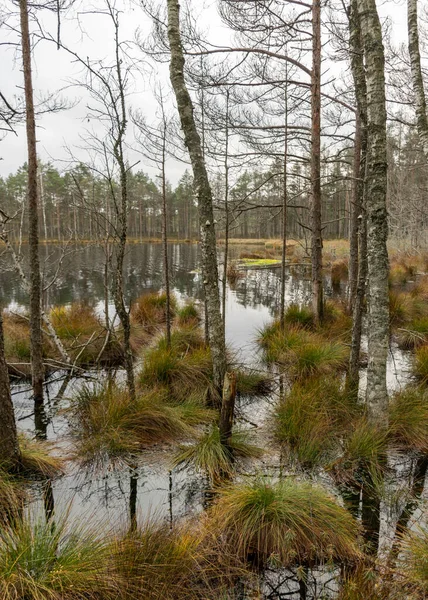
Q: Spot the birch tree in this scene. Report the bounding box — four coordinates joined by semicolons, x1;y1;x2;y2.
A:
358;0;389;425
408;0;428;159
166;0;226;396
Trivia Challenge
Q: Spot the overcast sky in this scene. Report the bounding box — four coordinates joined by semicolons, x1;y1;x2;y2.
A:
0;0;408;185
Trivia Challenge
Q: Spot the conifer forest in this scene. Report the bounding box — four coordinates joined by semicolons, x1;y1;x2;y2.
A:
2;0;428;598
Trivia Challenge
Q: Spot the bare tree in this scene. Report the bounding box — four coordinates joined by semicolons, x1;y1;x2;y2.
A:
19;0;44;409
167;0;226;397
408;0;428;159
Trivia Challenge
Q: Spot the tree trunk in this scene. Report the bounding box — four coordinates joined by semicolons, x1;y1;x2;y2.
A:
311;0;324;323
358;0;389;425
19;0;44;409
408;0;428;159
167;0;226;397
222;90;230;334
348;0;368;390
280;73;288;329
0;312;20;467
219;371;236;452
162;121;172;348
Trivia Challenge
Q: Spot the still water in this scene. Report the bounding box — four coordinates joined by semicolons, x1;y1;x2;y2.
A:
2;243;416;598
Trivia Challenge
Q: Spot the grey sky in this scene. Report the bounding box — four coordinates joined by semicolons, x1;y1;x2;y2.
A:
0;0;408;184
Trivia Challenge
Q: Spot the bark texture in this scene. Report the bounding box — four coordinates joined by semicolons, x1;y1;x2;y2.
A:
408;0;428;159
348;0;368;389
20;0;44;408
0;312;20;466
311;0;324;323
167;0;226;395
358;0;389;425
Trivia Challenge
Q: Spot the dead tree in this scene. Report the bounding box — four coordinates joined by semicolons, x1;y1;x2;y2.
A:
19;0;44;409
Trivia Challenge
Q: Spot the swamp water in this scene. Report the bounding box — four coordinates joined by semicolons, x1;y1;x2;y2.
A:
1;242;417;599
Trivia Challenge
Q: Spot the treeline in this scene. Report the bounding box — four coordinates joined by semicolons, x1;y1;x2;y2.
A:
2;123;428;244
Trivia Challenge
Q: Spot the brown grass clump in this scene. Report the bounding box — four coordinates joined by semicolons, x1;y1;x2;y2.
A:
70;384;191;467
414;345;428;383
18;434;64;478
210;477;361;569
331;258;349;287
389;386;428;453
114;520;243;599
131;291;177;331
226;262;244;285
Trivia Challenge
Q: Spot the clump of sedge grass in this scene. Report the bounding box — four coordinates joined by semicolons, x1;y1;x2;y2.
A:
283;304;314;328
389;386;428;452
414;345;428;383
114;520;241;600
274;378;357;469
396;527;428;596
139;331;215;404
331;258;349;287
70;384;191;467
18;433;64;478
235;369;273;398
331;418;387;487
0;469;25;526
397;317;428;350
174;426;263;485
176;302;200;327
50;303;102;340
210;477;361;568
258;320;348;378
0;513;117;600
226;262;244;285
132;291;177;330
3;314;32;362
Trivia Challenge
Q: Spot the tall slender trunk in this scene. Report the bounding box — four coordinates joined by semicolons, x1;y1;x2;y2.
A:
280;66;288;329
20;0;44;408
161;119;171;348
111;13;135;402
358;0;389;426
0;312;20;467
167;0;226;397
408;0;428;159
311;0;323;323
222;90;230;334
348;0;368;390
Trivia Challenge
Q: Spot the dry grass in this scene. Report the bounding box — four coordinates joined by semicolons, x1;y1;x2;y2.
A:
414;345;428;383
210;477;361;568
0;513;118;600
226;262;244;285
389;386;428;452
131;291;177;331
174;426;263;485
70;384;191;467
274;378;358;469
176;302;200;327
18;434;64;479
331;258;349;286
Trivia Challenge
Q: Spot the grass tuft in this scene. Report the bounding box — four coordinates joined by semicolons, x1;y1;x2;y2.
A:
70;384;191;467
0;513;117;600
174;426;262;484
274;378;357;469
18;434;64;478
389;386;428;452
131;292;177;330
210;477;361;568
414;345;428;383
176;302;200;327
